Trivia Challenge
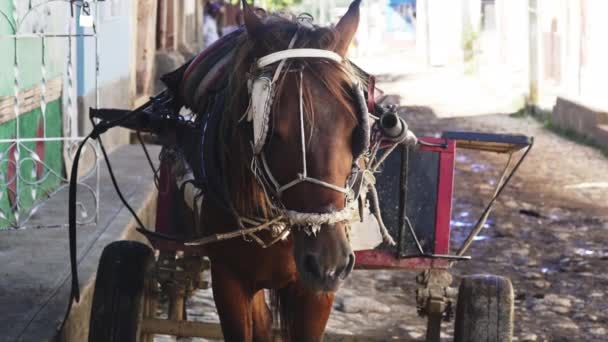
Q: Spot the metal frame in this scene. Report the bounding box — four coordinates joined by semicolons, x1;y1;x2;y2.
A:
414;132;533;342
355;137;458;269
0;0;100;229
84;113;532;341
441;131;534;258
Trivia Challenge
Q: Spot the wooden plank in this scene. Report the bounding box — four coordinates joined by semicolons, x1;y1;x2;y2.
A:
140;318;419;341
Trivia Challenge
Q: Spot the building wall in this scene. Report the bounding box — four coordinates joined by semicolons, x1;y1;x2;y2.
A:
578;0;608;109
76;0;134;146
488;0;608;110
536;0;608;109
494;0;528;71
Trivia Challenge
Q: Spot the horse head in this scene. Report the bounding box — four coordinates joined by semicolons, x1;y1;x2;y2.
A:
226;0;365;292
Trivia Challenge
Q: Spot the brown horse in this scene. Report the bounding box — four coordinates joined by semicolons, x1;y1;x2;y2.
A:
199;1;364;340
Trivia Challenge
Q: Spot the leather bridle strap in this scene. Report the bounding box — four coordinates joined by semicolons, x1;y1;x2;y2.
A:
258;69;352;198
257;48;343;69
251;35;352;198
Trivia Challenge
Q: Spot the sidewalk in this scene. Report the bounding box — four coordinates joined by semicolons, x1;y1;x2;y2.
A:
0;144;159;342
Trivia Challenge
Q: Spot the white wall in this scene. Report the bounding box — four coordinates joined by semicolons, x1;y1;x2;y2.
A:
417;0;463;66
579;0;608;108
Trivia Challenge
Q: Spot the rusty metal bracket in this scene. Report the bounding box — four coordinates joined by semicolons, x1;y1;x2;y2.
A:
415;270;458;342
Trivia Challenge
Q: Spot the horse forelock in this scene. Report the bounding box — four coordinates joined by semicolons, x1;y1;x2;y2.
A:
220;13;363;221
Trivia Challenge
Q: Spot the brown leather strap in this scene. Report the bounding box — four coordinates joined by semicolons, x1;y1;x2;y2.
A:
367;75;376;113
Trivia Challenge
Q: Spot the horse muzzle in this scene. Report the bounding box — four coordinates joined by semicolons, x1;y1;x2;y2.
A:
292;221;356;292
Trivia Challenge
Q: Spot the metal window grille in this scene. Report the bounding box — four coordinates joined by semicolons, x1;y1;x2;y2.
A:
0;0;100;229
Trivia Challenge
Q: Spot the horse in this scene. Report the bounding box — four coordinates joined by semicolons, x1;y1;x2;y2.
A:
179;1;367;340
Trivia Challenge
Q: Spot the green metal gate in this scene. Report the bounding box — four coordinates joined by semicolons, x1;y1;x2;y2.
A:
0;0;100;229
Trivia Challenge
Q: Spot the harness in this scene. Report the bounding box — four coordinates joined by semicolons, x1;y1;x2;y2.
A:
240;32;357;230
180;28;409;246
64;18;414;322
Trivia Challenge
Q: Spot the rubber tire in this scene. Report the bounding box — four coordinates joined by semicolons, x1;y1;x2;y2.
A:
88;241;154;342
454;274;514;342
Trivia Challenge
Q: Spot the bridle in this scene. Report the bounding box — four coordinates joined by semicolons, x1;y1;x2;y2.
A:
255;48;355;196
179;23;412;248
241;29;370;236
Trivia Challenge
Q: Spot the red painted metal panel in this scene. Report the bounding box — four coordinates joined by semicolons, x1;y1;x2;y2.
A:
355;250;449;269
433;140;455;255
354;137;455;270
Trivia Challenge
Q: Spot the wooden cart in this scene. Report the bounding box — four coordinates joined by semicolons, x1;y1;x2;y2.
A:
83;102;532;341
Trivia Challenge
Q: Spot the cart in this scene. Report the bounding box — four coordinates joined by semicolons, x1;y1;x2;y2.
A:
78;95;532;342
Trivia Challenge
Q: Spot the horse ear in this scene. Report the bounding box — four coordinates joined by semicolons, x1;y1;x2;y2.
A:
242;0;263;36
334;0;361;56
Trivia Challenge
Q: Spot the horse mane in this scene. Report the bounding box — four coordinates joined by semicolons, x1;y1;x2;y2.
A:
219;12;362;222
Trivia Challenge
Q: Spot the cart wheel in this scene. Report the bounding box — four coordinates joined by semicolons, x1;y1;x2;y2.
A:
88;241;155;342
454;275;514;342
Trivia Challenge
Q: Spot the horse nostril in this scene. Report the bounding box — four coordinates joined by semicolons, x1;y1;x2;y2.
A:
340;253;356;279
304;254;322;278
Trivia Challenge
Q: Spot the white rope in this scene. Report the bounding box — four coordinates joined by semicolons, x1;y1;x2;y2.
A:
299;71;307;177
283;202;358;236
297;177;350;194
368;182;397;245
283;204;357;226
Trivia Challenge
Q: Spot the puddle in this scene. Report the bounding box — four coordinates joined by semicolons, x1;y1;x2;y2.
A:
451;219;471;228
455;154;470;163
548;214;562;220
473;235;489;241
471;163;491;173
458;211;470;218
573;248;595;256
540;266;559;274
451;216;492;229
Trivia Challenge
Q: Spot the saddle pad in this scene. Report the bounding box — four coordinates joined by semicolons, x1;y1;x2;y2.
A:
181;28;244;112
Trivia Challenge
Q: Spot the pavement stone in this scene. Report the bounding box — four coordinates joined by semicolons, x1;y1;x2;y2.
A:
0;144;159;342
